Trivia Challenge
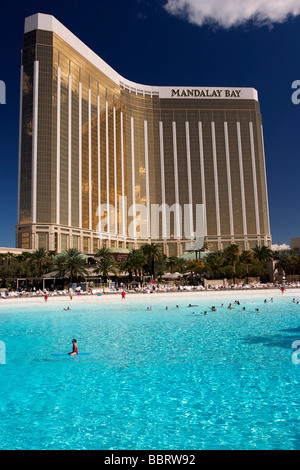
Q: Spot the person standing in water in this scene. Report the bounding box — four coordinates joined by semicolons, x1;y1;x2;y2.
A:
68;339;78;356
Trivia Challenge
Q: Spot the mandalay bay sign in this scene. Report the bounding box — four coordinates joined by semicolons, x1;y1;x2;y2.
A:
171;88;242;98
157;87;258;101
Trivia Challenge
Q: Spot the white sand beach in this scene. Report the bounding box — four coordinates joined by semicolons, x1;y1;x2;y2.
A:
1;286;300;305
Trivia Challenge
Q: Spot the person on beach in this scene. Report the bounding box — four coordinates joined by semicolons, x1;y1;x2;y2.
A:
121;291;126;300
68;339;78;356
44;294;48;302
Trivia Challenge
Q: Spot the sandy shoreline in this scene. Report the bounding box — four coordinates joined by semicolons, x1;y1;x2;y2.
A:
1;287;300;304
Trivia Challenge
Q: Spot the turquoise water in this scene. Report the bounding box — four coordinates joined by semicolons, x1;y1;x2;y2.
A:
0;292;300;450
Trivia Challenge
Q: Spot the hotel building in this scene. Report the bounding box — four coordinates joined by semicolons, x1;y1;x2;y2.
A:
16;13;271;255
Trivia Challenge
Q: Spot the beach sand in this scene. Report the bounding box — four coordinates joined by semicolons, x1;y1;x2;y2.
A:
1;287;300;305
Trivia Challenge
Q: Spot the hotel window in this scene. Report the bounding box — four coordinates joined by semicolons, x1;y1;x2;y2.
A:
83;236;89;253
20;232;30;249
61;234;68;252
73;235;79;250
168;244;177;257
54;232;58;252
93;238;99;252
37;232;48;250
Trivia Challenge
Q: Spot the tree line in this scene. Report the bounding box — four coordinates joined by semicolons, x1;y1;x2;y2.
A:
0;243;298;289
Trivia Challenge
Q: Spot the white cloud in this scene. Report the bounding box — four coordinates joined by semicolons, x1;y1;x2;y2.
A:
271;243;290;251
164;0;300;28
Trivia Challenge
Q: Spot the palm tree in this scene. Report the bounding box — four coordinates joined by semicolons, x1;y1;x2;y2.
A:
240;250;253;284
252;245;273;263
288;254;300;280
205;251;224;279
95;247;114;262
167;256;179;274
275;252;300;281
224;244;240;284
187;259;205;282
126;249;147;281
32;248;49;277
141;243;163;278
94;257;118;283
55;248;88;284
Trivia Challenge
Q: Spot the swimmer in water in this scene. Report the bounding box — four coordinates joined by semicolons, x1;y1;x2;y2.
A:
68;338;78;356
209;306;217;311
188;304;198;307
64;307;71;311
227;304;234;309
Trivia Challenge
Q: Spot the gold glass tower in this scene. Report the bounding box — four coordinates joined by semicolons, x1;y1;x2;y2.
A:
16;13;271;255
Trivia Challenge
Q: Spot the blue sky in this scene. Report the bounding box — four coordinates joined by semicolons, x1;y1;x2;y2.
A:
0;0;299;249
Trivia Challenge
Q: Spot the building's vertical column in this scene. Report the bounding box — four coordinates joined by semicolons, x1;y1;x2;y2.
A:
88;87;92;230
198;122;207;237
113;105;117;235
185;121;194;238
159;121;166;239
260;124;271;237
131;117;136;238
31;60;39;224
68;73;72;227
211;122;221;240
224;122;234;237
105;99;110;234
17;59;23;225
97;93;101;223
78;80;82;229
249;122;261;237
144;120;150;239
172;122;180;238
236;122;247;238
56;65;61;225
120;111;126;237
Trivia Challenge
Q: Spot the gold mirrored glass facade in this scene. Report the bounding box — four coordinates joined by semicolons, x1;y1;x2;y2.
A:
16;14;271;254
